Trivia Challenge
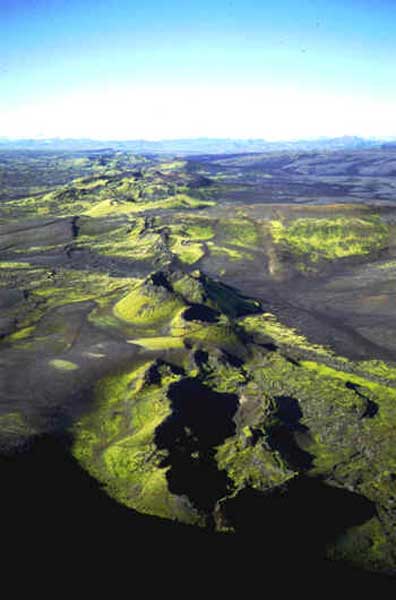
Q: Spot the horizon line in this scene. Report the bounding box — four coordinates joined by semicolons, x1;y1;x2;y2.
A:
1;134;396;143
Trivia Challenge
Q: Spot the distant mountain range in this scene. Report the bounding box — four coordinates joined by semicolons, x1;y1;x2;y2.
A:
0;135;394;154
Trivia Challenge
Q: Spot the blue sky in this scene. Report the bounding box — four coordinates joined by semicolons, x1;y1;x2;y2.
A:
1;0;395;139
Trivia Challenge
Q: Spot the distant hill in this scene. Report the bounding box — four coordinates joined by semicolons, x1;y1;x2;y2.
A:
0;135;387;154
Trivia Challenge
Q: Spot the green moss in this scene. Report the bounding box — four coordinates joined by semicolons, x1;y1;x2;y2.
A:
208;243;253;261
246;352;375;469
84;200;134;217
270;215;389;262
185;224;214;240
247;351;396;559
15;186;97;217
31;271;136;312
84;194;214;218
74;177;108;189
356;359;396;383
0;261;32;269
189;324;240;352
159;160;187;171
378;260;396;270
72;361;202;524
7;325;35;341
242;313;396;394
169;235;205;264
16;270;136;338
171;312;240;353
242;312;333;356
113;282;184;326
130;336;185;350
216;432;295;491
12;243;64;254
301;360;396;401
5;150;396;572
197;352;247;394
201;274;260;319
165;221;213;264
77;217;162;261
222;219;258;248
171;273;206;304
49;359;79;371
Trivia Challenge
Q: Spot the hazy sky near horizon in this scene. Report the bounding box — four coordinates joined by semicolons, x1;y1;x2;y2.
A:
1;0;395;140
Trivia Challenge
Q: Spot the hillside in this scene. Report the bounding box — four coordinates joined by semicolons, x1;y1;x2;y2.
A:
1;148;396;578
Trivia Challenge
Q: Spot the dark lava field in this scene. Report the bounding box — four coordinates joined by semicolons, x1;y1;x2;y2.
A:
1;147;396;586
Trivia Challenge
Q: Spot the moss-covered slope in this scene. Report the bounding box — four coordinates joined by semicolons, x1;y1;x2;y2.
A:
2;152;396;577
68;270;396;574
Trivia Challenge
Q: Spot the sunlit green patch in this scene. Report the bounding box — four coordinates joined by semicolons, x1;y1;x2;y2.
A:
199;355;247;394
264;357;396;529
87;310;123;330
242;313;396;392
208;243;253;261
171;313;241;353
241;312;334;357
12;187;96;217
171;273;206;304
184;224;214;240
49;359;79;371
7;325;35;342
12;243;65;254
301;360;396;402
113;281;184;326
216;431;295;493
129;336;185;350
377;260;396;269
77;217;162;260
84;351;106;359
240;347;396;574
159;160;187;171
72;362;202;524
73;177;109;189
247;353;372;459
31;271;136;312
221;218;258;248
0;261;32;269
84;194;215;218
356;359;396;383
169;236;205;264
270;215;389;262
166;221;214;264
113;177;142;199
83;199;134;217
